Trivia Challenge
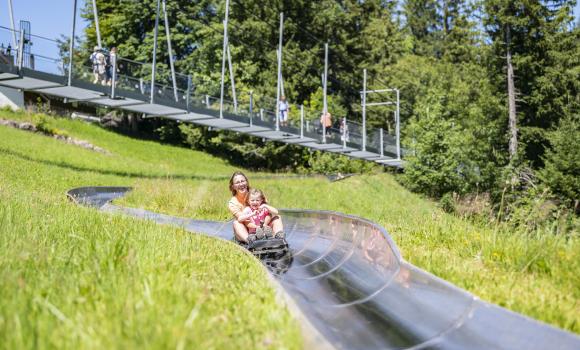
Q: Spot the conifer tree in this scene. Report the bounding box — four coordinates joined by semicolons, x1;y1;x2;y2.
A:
484;0;578;165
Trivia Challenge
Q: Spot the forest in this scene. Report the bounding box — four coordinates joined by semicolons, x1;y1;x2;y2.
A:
80;0;579;229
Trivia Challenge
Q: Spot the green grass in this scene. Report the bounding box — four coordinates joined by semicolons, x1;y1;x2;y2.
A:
1;108;578;346
0;110;302;349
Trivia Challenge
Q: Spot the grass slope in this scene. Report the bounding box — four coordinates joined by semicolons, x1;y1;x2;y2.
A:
0;110;301;349
1;109;578;342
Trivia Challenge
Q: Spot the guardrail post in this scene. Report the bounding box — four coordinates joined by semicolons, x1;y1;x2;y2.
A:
205;95;210;108
186;75;192;113
260;108;264;121
111;55;117;99
300;105;304;138
380;128;384;157
343;117;347;149
249;91;253;117
17;29;25;71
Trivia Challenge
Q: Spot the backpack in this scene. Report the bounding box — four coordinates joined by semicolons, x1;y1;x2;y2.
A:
90;52;98;66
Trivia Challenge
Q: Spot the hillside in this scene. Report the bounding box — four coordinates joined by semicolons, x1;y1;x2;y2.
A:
0;109;301;349
0;109;578;349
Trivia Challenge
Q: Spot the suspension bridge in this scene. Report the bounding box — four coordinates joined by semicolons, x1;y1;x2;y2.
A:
0;0;403;167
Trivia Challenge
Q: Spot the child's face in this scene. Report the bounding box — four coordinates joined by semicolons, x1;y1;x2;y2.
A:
248;194;262;209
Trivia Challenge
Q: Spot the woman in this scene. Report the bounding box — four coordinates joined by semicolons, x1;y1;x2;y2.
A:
227;171;284;243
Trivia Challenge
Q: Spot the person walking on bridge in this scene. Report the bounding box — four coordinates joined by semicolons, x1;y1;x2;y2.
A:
278;96;289;127
320;110;332;136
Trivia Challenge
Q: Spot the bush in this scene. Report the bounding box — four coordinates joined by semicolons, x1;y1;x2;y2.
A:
303;151;377;174
439;192;456;213
539;115;580;211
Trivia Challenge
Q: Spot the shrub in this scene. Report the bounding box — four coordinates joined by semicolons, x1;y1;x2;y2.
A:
539;115;580;211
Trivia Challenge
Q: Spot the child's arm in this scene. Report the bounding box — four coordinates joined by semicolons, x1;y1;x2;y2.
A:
260;204;278;216
263;214;272;227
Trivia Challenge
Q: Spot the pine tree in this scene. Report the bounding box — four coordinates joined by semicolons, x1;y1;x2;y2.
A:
484;0;578;165
539;115;580;210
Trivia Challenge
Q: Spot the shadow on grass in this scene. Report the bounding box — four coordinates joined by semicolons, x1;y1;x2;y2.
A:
0;147;332;181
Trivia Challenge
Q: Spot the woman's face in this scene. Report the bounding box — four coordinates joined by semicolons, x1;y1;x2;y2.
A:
232;175;248;195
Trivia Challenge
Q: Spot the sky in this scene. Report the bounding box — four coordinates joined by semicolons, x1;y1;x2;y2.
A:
1;1;88;44
1;0;579;53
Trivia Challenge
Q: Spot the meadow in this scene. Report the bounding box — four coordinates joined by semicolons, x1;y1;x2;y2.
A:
0;109;578;349
0;109;301;349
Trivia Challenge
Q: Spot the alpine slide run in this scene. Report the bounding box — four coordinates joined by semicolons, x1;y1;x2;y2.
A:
3;1;580;349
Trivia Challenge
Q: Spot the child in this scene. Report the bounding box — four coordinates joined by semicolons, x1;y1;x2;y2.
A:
237;188;279;242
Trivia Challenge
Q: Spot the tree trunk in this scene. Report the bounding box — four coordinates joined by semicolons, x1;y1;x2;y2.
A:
506;24;518;160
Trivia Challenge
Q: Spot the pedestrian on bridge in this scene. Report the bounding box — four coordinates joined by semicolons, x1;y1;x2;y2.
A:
106;47;118;86
90;46;107;86
320;111;332;136
278;96;289;127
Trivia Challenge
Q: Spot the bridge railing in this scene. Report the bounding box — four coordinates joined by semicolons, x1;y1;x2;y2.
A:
0;26;17;67
0;26;66;76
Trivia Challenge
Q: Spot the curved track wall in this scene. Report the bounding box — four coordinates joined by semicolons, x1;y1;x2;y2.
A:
67;187;580;350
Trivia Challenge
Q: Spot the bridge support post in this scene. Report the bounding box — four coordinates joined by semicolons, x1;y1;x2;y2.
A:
91;0;102;49
322;43;328;143
150;0;161;104
162;0;178;102
362;69;367;152
219;0;230;118
8;0;17;48
227;45;237;112
67;0;78;86
275;12;284;131
396;89;401;160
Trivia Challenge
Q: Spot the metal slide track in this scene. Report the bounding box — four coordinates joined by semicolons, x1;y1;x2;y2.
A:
67;187;580;350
